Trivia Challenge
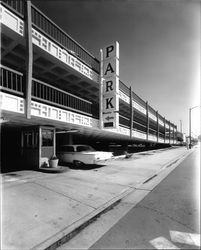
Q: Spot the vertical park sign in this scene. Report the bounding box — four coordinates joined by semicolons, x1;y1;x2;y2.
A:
100;42;119;129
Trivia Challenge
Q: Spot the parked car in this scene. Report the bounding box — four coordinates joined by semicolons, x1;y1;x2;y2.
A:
57;144;113;167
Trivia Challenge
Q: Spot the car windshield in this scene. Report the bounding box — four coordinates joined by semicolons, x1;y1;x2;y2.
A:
76;146;95;152
60;146;75;152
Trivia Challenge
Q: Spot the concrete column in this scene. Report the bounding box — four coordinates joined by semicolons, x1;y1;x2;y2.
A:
169;120;171;144
24;0;33;119
130;86;133;138
146;102;149;141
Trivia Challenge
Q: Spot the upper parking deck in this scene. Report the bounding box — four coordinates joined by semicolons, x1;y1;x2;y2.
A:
1;0;100;74
0;0;177;144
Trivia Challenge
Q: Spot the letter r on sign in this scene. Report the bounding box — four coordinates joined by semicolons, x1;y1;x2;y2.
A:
106;80;113;92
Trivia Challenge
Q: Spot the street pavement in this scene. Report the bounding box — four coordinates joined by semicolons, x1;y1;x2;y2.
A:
88;148;200;250
1;146;194;249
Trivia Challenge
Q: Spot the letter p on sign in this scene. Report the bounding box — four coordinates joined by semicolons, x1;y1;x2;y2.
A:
103;41;119;60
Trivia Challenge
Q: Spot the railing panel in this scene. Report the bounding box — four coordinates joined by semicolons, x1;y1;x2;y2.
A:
119;80;130;96
158;114;164;121
149;128;157;135
0;66;24;95
0;65;96;117
1;0;24;17
133;122;147;133
149;105;156;116
32;79;92;116
132;91;146;108
119;115;130;128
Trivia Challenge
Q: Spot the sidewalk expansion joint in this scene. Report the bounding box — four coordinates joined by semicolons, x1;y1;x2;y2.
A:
31;181;97;209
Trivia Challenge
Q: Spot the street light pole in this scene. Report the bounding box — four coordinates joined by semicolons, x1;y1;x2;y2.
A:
180;120;182;133
189;105;200;149
189;109;191;149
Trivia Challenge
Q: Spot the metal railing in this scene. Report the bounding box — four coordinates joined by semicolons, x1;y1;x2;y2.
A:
32;79;92;116
149;128;157;136
31;5;100;73
149;105;156;116
1;0;24;17
0;65;24;95
132;91;146;108
1;0;100;73
119;115;130;128
0;65;94;116
133;112;147;125
158;114;164;122
133;121;147;133
119;80;130;96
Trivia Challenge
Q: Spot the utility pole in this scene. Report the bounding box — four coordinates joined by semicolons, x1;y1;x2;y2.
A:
189;109;191;149
189;105;200;149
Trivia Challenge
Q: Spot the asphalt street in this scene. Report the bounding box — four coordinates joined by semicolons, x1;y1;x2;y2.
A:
89;148;200;249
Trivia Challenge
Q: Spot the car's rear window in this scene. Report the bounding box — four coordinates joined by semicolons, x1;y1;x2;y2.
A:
76;146;94;152
60;146;75;152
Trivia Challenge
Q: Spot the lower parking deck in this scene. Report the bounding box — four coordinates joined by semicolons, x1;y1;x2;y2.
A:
1;119;173;173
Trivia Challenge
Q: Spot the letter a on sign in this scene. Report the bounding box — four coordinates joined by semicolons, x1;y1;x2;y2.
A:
104;63;114;76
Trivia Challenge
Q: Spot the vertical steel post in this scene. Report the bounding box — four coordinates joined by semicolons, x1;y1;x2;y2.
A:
146;102;149;141
164;117;166;143
189;108;191;149
180;120;182;133
156;111;159;142
175;125;177;144
99;49;103;129
169;120;171;144
24;0;33;119
130;86;133;138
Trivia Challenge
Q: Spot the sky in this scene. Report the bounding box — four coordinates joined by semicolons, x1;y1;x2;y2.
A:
33;0;200;137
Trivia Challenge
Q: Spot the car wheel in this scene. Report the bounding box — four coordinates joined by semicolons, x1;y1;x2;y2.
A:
73;160;83;168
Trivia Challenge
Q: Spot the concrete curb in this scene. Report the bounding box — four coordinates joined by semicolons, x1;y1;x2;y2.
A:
135;149;194;191
32;148;192;250
136;147;193;189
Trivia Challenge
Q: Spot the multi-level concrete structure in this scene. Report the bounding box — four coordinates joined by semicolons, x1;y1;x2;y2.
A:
0;0;177;172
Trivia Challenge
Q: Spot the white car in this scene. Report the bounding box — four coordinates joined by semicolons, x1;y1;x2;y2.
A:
57;144;113;167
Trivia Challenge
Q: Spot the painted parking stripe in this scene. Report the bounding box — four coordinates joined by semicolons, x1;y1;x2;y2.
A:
170;230;200;247
150;236;180;249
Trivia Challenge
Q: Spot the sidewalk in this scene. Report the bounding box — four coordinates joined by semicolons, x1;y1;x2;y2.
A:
1;146;192;250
